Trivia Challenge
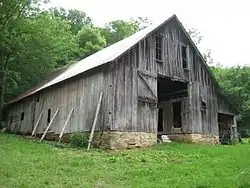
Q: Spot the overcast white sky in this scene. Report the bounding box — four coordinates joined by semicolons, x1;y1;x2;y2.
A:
49;0;250;67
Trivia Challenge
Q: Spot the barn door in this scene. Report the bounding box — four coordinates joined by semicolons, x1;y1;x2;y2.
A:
137;71;157;132
137;71;157;102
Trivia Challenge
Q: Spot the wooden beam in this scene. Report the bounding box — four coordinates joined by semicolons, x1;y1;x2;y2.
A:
157;74;188;83
58;108;74;144
40;108;60;141
31;110;43;137
87;92;103;151
158;89;188;98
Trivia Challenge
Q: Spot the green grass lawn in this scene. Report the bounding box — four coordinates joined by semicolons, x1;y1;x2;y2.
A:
0;133;250;188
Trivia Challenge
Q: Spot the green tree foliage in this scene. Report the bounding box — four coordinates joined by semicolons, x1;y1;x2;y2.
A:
76;26;106;58
212;66;250;133
103;17;151;46
6;13;79;100
0;0;42;118
49;7;93;34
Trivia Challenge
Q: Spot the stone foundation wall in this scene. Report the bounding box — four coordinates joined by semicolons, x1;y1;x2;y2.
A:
191;134;219;144
93;132;157;149
167;133;219;144
36;131;157;149
32;132;219;149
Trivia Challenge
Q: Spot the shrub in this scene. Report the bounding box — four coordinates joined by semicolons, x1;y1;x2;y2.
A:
70;132;89;148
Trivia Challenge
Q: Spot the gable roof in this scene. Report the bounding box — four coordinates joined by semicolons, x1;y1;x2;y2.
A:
8;14;238;113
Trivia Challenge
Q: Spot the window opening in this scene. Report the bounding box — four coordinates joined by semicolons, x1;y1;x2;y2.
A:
47;108;51;124
155;35;163;62
181;45;188;69
201;101;207;111
21;112;24;121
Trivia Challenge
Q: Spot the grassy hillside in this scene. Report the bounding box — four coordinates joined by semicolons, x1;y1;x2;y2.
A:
0;133;250;188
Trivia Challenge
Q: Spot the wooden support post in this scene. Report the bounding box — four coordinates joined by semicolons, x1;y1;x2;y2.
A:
31;110;43;137
188;83;192;133
87;92;103;151
40;108;60;141
58;108;74;144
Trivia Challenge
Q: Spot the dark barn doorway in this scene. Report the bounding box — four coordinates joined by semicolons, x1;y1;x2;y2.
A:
157;76;188;134
173;101;182;128
218;113;234;143
157;77;188;101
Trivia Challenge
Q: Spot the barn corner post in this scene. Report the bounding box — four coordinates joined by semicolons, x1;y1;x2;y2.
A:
188;82;193;133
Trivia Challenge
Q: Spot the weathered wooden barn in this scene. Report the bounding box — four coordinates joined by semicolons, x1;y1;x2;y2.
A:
5;15;238;149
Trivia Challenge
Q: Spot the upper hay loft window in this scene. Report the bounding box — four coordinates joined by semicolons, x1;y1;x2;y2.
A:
181;45;188;69
155;35;163;62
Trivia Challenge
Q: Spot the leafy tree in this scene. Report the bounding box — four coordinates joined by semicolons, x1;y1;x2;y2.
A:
49;7;93;34
103;17;151;46
212;66;250;134
6;13;79;100
0;0;42;119
76;26;106;58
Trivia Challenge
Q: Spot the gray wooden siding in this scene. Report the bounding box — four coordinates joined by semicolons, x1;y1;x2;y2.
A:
7;66;113;135
112;50;157;132
7;97;34;133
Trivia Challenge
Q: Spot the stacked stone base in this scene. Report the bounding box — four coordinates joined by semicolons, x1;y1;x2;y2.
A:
93;132;219;148
167;133;219;144
32;132;219;149
35;131;157;149
93;132;157;149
